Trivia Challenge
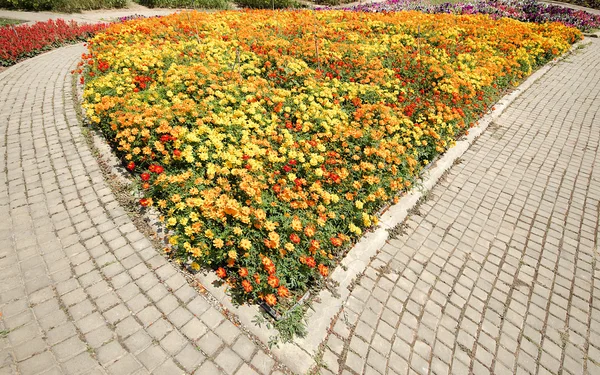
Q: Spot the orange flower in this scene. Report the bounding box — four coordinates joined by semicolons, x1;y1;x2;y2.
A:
265;294;277;306
216;267;227;279
318;264;329;277
239;267;249;278
330;236;343;247
277;286;289;298
242;279;253;293
253;273;261;284
268;275;280;288
290;233;301;244
304;225;316;238
265;264;276;275
306;256;316;268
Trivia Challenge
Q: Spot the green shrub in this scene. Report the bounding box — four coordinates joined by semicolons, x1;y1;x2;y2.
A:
312;0;353;6
135;0;229;8
0;0;127;11
235;0;298;9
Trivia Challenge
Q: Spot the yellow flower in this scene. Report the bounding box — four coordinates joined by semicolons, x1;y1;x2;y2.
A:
228;250;238;259
213;238;224;249
240;239;252;250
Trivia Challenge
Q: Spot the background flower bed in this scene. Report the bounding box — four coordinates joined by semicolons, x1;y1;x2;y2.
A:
81;10;579;312
0;0;126;12
346;0;600;32
0;19;107;66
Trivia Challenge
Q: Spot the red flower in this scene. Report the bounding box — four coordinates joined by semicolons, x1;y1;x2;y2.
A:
216;267;227;279
290;233;301;244
288;159;297;166
283;165;292;173
139;198;150;207
149;165;164;174
127;161;135;171
173;149;181;157
160;135;172;142
141;172;150;181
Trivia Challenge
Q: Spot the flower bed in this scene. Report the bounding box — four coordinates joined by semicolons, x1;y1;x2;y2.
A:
81;10;579;311
347;0;600;32
0;19;108;67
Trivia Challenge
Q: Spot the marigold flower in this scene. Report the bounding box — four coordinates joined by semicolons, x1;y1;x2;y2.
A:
330;237;343;247
239;268;249;278
141;172;150;181
253;273;261;284
267;275;280;288
127;161;135;171
239;239;252;250
318;264;329;277
306;257;316;268
139;198;150;207
216;267;227;279
264;294;277;306
290;233;301;244
242;279;253;293
277;286;290;298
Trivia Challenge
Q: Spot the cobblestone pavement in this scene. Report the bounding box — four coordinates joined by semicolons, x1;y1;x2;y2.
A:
0;45;283;375
317;40;600;374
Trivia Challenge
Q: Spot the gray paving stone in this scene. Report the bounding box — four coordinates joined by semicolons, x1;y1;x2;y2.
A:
215;348;243;375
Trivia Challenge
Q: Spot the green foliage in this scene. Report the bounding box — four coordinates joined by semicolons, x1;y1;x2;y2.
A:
135;0;229;8
0;18;25;26
253;306;307;345
235;0;298;9
0;0;127;11
312;0;353;6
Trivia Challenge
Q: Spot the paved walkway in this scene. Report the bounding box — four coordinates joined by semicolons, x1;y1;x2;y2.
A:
0;45;282;375
317;39;600;374
0;5;599;375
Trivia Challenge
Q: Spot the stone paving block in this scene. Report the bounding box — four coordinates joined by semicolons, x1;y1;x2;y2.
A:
84;324;114;349
124;330;153;354
150;358;181;375
62;352;97;374
231;335;256;362
215;348;243;375
137;345;168;372
214;320;240;346
106;353;142;375
234;363;259;375
13;337;46;362
115;316;142;339
197;331;224;357
181;318;208;341
174;343;205;373
160;330;188;356
194;361;223;375
96;340;126;365
18;351;55;375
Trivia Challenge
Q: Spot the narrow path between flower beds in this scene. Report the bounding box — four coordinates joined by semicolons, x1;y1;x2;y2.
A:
0;44;284;375
316;38;600;375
